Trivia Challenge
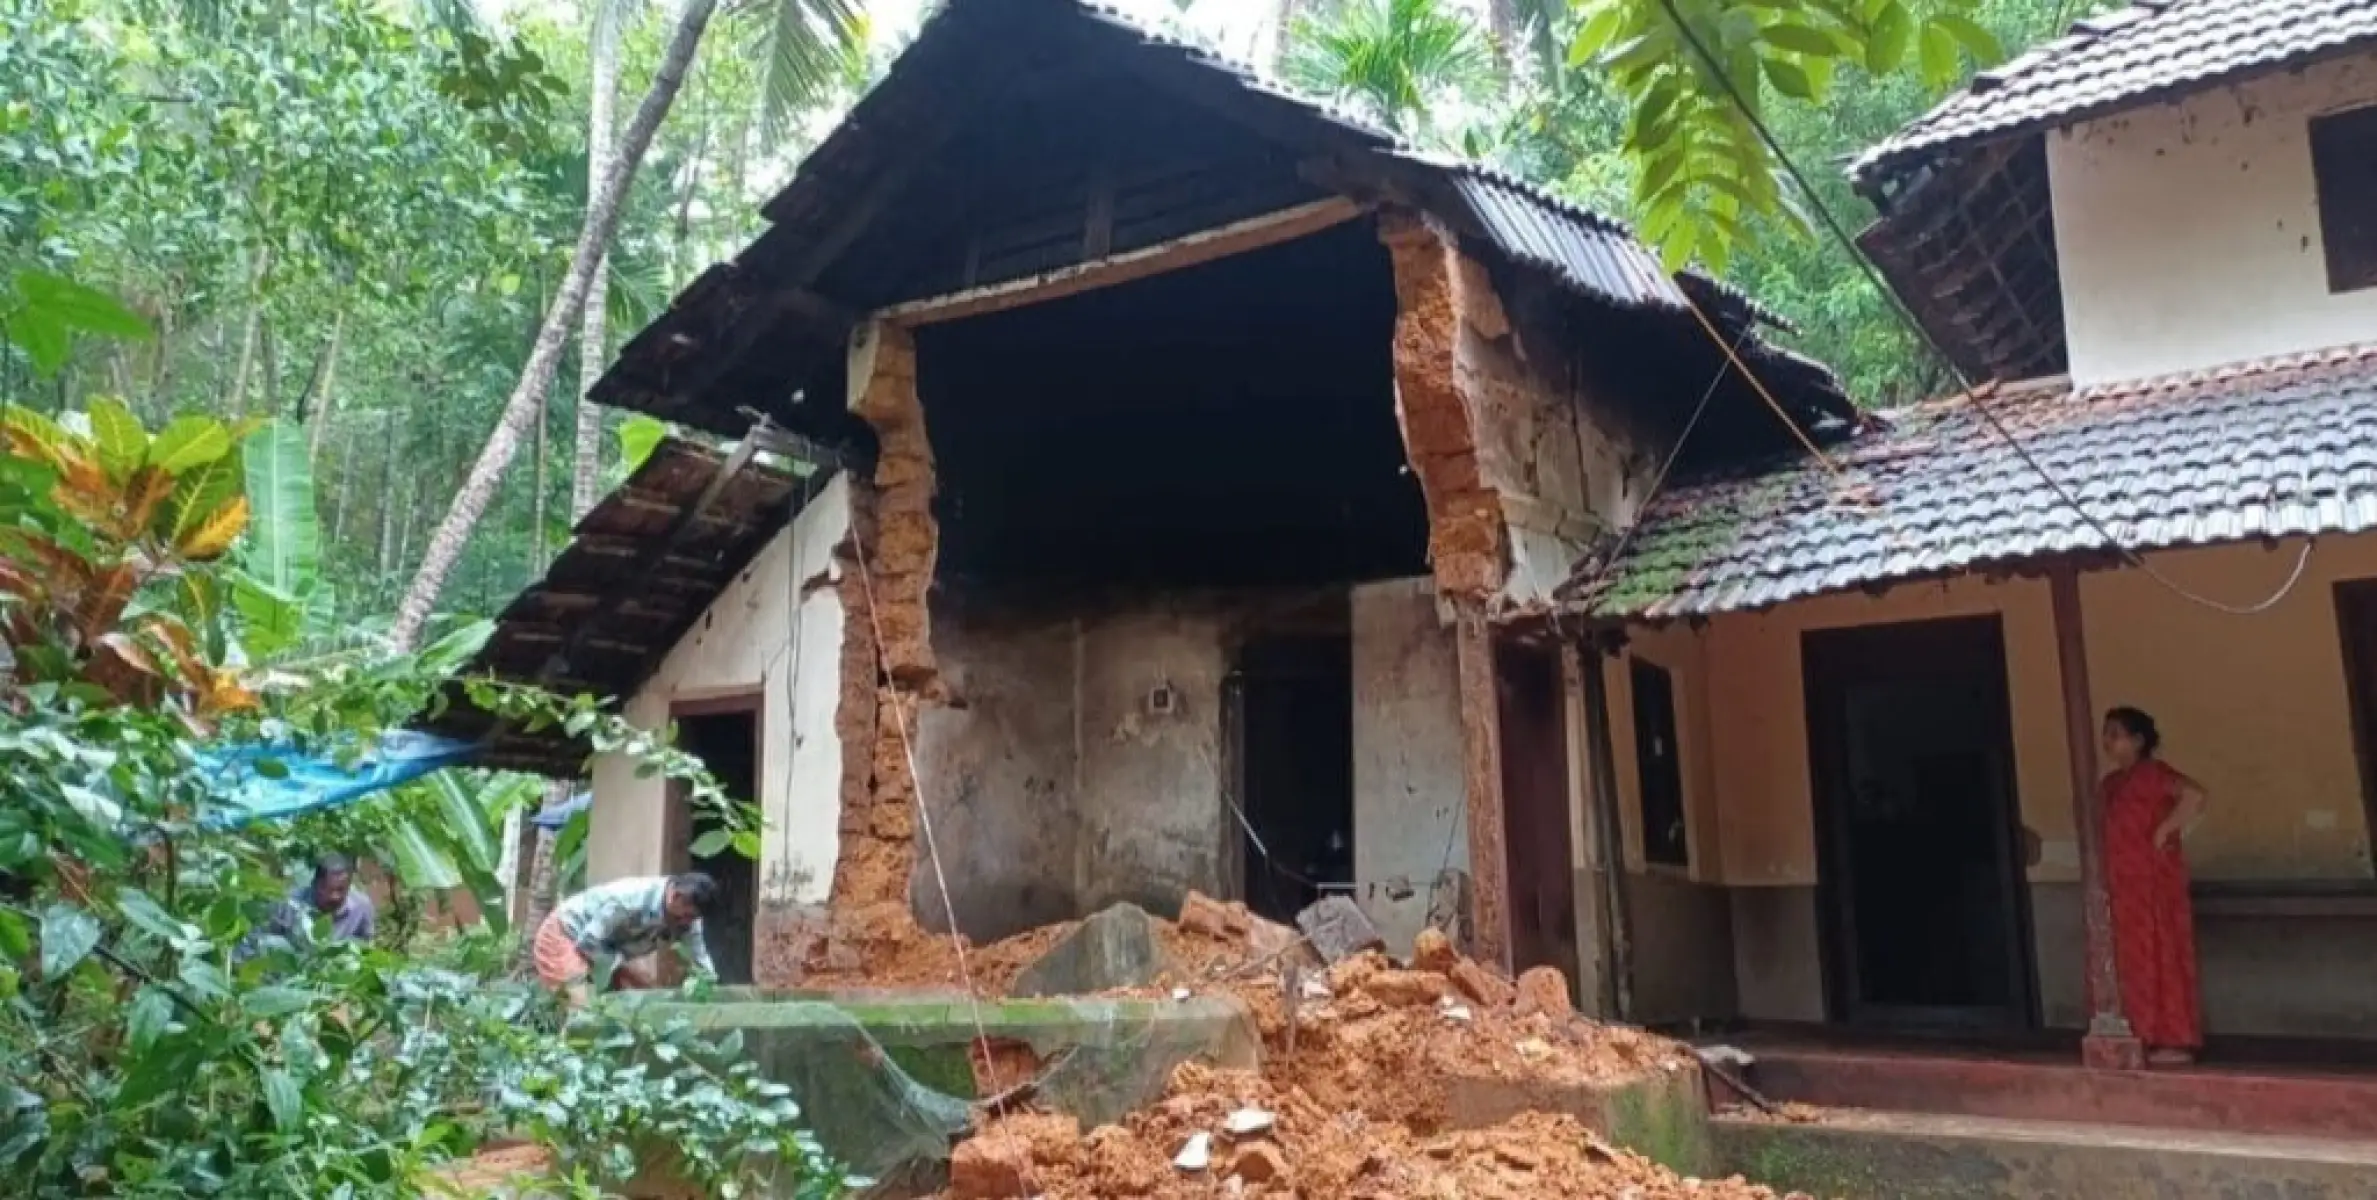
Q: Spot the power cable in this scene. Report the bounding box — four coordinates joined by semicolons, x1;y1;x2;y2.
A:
1650;0;2316;616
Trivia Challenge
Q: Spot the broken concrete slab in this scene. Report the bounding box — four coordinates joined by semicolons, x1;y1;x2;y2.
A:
629;987;1263;1190
1010;902;1174;997
1295;895;1385;963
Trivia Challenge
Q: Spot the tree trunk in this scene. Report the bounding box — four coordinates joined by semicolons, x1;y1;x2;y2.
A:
1265;0;1304;74
1486;0;1520;74
512;779;572;973
148;300;176;420
532;313;551;571
332;410;362;546
573;8;623;526
304;306;349;458
226;247;273;417
388;0;720;651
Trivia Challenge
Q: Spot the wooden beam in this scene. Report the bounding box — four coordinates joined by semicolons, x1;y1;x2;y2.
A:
1455;607;1513;973
2050;560;2144;1071
877;197;1364;327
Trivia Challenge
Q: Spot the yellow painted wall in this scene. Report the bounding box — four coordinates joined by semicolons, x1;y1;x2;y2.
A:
2082;538;2377;879
1611;535;2377;890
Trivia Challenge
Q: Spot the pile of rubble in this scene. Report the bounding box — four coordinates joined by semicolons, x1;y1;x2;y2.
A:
950;1064;1785;1199
929;894;1803;1200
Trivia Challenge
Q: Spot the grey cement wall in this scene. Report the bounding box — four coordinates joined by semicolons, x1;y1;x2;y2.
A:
1730;885;1825;1022
911;592;1234;939
911;582;1471;947
1350;578;1466;952
1622;869;1739;1026
1074;607;1233;916
910;588;1298;940
910;600;1084;939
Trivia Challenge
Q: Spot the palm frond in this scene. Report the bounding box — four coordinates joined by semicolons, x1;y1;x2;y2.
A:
743;0;867;140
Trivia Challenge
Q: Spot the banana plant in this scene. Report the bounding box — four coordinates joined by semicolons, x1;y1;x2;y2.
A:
231;418;336;659
366;770;540;937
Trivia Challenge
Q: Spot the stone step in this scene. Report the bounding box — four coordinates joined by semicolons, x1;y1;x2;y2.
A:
1743;1046;2377;1141
1712;1108;2377;1200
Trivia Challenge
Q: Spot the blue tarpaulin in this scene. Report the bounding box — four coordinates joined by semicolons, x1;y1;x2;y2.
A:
531;790;590;830
191;730;479;830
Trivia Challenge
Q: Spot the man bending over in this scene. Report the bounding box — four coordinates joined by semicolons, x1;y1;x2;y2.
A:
535;872;718;1006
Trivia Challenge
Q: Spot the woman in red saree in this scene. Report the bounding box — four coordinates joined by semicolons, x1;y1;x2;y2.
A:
2100;706;2211;1066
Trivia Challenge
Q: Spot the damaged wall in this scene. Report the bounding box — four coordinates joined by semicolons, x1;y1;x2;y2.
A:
1377;209;1658;611
588;474;853;906
911;588;1343;940
1351;578;1469;951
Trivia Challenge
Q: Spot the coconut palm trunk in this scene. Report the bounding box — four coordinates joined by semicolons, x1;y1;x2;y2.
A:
388;0;719;652
573;7;623;524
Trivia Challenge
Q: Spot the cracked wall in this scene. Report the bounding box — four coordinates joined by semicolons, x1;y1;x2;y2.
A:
1378;209;1655;611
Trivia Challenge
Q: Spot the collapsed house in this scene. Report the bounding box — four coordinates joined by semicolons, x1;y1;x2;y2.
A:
439;0;1850;998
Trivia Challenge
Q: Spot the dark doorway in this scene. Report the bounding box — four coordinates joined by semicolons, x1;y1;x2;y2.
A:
1498;639;1580;986
1804;618;2034;1030
2331;579;2377;844
1233;635;1354;924
671;701;761;986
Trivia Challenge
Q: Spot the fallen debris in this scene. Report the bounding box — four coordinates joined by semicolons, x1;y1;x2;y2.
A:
949;1063;1800;1200
1293;894;1385;963
1011;903;1175;997
1171;1131;1211;1172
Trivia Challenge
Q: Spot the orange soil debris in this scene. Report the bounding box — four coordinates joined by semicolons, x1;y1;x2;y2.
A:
800;893;1289;996
949;1063;1800;1200
917;899;1772;1200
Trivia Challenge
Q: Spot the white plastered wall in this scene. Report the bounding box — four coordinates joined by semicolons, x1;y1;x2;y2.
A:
587;474;851;904
2050;52;2377;386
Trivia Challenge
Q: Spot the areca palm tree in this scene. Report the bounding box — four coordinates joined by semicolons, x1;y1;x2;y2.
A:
1281;0;1492;141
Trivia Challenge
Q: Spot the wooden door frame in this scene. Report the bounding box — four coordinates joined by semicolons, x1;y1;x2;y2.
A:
663;688;767;869
1801;615;2039;1032
1494;633;1582;986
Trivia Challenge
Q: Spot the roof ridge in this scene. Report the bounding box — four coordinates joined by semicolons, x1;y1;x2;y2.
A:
1850;0;2377;184
2072;341;2377;401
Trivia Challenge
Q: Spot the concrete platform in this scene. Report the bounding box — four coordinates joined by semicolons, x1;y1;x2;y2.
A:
1712;1109;2377;1199
1740;1042;2377;1141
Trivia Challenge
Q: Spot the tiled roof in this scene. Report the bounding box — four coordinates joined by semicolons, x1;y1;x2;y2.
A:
1574;345;2377;619
1853;0;2377;184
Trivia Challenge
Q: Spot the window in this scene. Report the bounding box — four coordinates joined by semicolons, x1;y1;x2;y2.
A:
1630;659;1689;868
2310;104;2377;294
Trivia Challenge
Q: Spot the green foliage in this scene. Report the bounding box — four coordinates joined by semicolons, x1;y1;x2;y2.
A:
1;271;153;377
1568;0;2006;272
616;413;668;471
232;419;329;658
1;349;846;1197
1284;0;1495;140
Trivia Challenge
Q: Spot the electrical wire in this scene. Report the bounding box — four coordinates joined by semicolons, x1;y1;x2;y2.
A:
846;522;1037;1192
1572;317;1757;599
1650;0;2318;616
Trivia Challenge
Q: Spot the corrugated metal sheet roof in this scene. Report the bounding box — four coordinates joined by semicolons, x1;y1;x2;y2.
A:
1443;170;1688;310
1854;0;2377;183
1574;345;2377;619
